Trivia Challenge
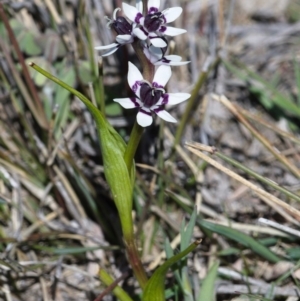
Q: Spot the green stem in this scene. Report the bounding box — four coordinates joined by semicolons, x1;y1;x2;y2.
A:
126;238;148;289
131;39;154;82
121;37;155;290
124;120;144;172
124;39;154;171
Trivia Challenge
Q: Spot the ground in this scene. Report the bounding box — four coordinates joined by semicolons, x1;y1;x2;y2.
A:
0;0;300;301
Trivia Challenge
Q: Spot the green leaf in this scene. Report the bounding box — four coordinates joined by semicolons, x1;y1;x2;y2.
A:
287;247;300;260
164;238;184;290
181;207;197;251
99;269;134;301
105;103;122;116
54;64;76;137
18;31;43;56
223;59;300;117
0;19;24;43
142;241;200;301
29;62;135;239
179;208;197;301
199;220;281;263
240;293;273;301
217;247;240;256
197;261;219;301
293;57;300;106
165;238;174;258
78;60;94;84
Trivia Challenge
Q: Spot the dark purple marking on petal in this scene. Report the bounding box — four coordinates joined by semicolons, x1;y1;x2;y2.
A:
160;38;168;54
161;14;167;24
144;12;163;32
130;97;141;107
149;36;167;48
159;26;167;33
161;57;171;63
135;12;143;24
140;26;148;36
152;82;164;89
153;106;164;113
161;94;169;105
139;108;152;116
112;17;133;35
131;81;140;93
148;7;159;14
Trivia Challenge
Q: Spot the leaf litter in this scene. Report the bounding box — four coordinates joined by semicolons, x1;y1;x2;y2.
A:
0;0;300;300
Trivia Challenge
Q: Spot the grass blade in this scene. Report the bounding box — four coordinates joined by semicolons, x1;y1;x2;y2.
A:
197;261;219;301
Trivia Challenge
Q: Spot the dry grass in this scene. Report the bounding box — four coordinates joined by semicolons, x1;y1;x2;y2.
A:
0;0;300;300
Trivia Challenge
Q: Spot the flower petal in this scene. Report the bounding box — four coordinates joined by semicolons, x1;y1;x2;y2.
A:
156;55;190;66
166;93;190;105
128;62;143;96
164;55;182;62
160;60;190;66
162;7;182;23
137;109;153;127
153;65;171;87
132;27;147;40
95;43;118;50
143;45;162;63
114;97;141;108
122;2;143;23
155;109;177;123
147;0;160;12
157;55;189;66
160;26;186;36
148;33;167;47
100;45;120;57
149;45;163;57
116;34;133;44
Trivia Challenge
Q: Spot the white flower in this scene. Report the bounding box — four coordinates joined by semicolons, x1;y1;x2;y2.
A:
95;8;147;56
122;0;186;48
143;44;190;66
114;62;190;127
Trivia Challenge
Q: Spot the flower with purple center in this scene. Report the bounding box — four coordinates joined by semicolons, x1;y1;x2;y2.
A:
95;8;147;56
114;62;190;127
122;0;186;48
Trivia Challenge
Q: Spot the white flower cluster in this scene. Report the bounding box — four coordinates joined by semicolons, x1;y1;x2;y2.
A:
95;0;190;127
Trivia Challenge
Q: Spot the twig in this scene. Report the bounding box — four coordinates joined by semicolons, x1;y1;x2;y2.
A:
186;142;300;224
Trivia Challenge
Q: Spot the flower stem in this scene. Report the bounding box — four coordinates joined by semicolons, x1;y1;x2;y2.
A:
124;39;154;171
124;120;144;172
142;0;147;14
126;238;148;289
131;39;154;82
122;35;154;291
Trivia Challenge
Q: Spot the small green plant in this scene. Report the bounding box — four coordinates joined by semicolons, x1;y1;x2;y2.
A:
30;0;197;299
2;1;300;300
